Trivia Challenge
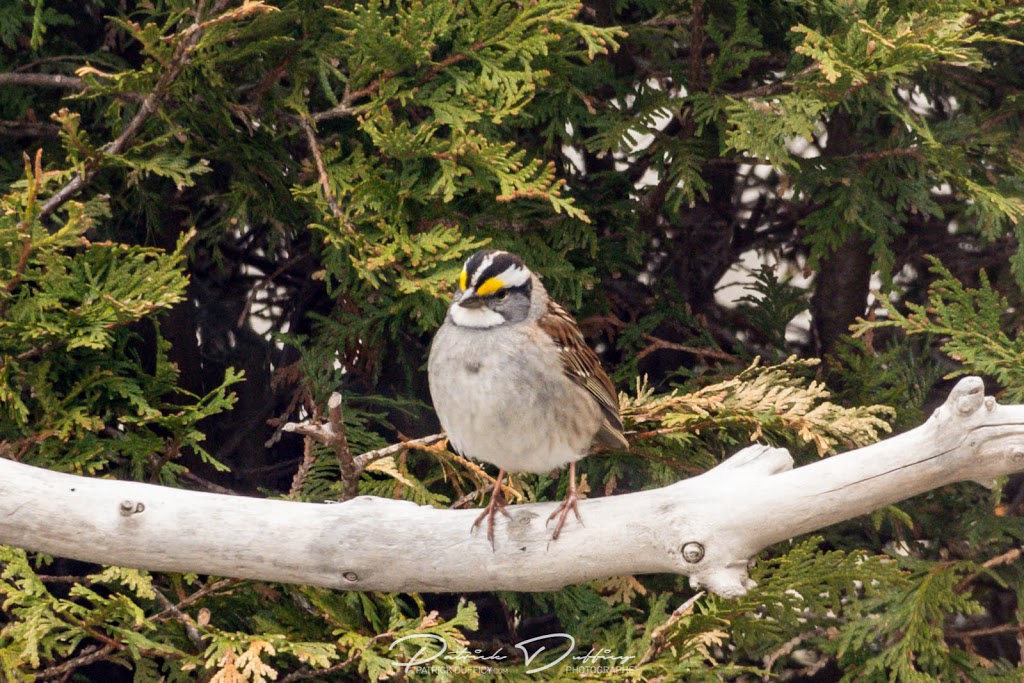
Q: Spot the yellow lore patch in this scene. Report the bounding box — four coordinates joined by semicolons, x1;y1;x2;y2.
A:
475;277;504;297
459;269;468;291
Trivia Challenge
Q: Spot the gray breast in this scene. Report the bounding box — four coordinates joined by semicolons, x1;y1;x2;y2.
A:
427;321;603;474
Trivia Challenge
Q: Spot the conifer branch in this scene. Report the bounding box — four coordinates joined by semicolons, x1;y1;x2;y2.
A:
36;0;271;222
37;32;199;220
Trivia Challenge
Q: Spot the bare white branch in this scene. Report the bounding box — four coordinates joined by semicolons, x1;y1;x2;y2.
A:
1;377;1023;597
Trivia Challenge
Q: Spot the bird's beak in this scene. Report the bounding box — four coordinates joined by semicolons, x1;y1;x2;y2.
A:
457;290;487;309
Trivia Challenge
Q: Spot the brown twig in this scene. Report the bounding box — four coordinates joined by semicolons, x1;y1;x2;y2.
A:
289;433;317;498
955;545;1024;592
352;433;446;470
310;100;359;123
762;627;832;680
449;487;486;510
840;147;927;164
148;437;181;484
176;467;239;496
586;312;737;364
151;578;242;621
947;623;1023;640
152;587;204;650
297;118;343;218
311;78;387;123
418;42;485;83
687;0;706;93
0;120;61;138
284;392;359;500
636;334;738;363
36;644;118;681
328;393;358;500
0;72;84;89
725;63;822;100
236;252;311;327
636;591;705;665
0;231;35;319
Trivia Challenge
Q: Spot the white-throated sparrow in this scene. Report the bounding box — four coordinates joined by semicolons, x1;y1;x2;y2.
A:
428;249;628;545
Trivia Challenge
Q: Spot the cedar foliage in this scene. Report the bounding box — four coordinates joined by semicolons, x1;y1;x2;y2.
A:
1;0;1023;680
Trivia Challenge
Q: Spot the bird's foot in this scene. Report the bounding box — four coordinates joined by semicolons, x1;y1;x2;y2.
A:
471;472;512;549
544;489;585;540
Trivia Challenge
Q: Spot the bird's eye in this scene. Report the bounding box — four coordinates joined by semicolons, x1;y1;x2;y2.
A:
494;289;511;301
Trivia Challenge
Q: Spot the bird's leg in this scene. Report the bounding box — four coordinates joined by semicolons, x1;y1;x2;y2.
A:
547;461;584;540
471;469;512;548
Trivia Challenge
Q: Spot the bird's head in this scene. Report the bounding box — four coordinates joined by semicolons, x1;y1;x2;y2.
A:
448;249;534;328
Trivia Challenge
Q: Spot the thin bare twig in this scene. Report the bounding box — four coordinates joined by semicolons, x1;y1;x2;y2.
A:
236;252;311;327
762;627;832;680
0;120;61;138
0;72;84;89
449;487;486;510
311;77;388;123
636;334;738;363
36;644;118;681
586;313;737;364
956;545;1024;592
725;63;822;100
688;0;706;93
152;587;204;650
150;578;242;622
352;433;446;470
176;468;239;496
310;101;358;123
297;118;343;218
637;591;705;665
948;623;1022;640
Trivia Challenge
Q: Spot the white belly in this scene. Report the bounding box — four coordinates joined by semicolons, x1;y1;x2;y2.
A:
428;322;602;474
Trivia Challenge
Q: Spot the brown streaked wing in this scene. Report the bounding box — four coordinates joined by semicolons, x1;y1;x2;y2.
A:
537;299;627;448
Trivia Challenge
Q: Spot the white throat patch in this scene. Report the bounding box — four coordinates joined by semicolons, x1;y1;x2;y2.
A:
449;303;505;328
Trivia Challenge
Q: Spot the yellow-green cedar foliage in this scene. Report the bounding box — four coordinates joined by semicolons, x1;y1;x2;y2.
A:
1;1;1023;681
